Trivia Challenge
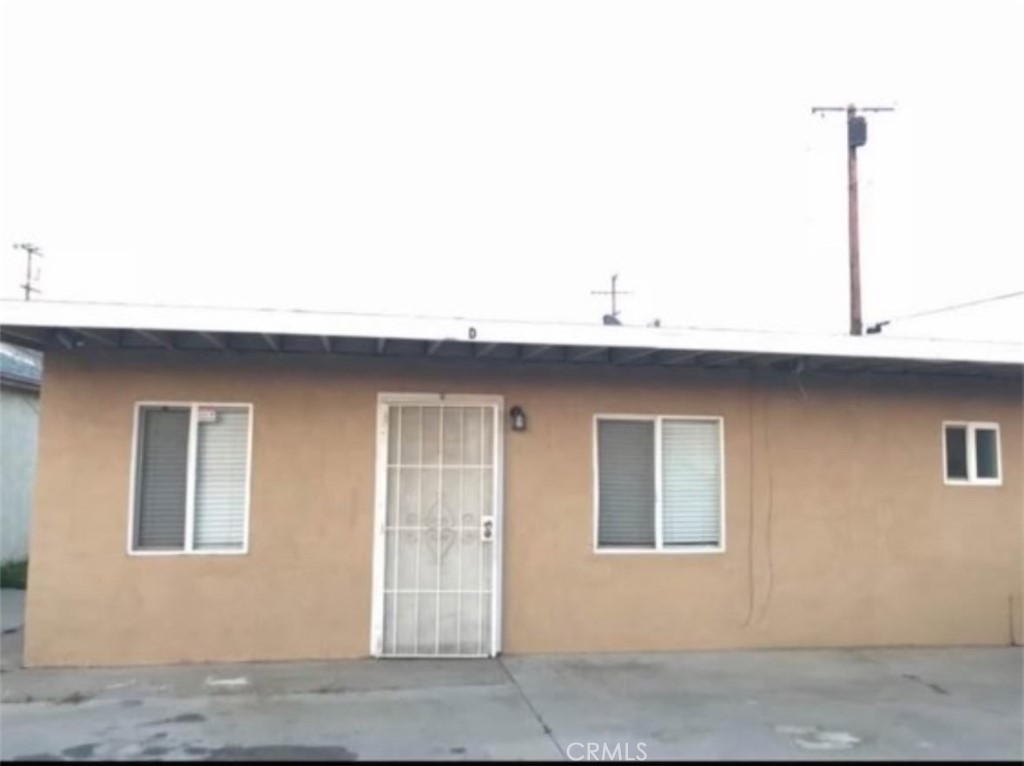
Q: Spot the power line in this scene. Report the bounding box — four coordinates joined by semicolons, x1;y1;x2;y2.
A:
867;291;1024;334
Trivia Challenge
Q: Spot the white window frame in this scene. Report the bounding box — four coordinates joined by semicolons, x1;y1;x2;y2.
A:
127;401;254;556
942;421;1002;487
592;414;726;555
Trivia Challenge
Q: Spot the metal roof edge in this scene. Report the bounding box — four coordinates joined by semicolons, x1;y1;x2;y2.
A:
1;298;1021;366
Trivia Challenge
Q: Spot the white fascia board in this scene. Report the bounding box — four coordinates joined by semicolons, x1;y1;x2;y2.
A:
1;299;1021;366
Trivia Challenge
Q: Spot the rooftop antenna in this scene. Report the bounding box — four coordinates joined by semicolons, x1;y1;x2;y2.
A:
811;103;895;336
591;273;633;325
12;243;43;301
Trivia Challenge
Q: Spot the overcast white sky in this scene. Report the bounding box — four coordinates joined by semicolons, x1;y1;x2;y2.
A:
1;0;1022;341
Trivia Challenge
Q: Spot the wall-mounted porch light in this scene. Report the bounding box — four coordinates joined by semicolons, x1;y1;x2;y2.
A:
509;406;527;432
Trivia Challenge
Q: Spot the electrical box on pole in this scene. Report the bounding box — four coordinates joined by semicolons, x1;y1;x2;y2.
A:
848;115;867;149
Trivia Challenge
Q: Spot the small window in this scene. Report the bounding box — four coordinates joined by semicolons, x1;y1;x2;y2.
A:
943;422;1001;486
596;416;724;552
132;403;253;553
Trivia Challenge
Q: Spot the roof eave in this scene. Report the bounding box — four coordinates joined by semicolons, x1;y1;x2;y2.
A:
1;299;1021;374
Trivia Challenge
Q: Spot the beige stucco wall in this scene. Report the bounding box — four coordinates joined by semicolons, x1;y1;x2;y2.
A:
24;350;1023;667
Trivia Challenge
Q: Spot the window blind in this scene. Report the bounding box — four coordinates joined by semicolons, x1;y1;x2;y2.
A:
193;407;249;550
134;407;190;549
661;419;721;546
597;420;656;547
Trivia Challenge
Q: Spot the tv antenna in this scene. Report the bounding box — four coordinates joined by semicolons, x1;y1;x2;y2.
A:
591;273;633;325
811;103;896;336
13;242;43;301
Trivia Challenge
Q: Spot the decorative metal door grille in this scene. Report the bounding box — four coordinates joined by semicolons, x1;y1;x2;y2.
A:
380;404;498;656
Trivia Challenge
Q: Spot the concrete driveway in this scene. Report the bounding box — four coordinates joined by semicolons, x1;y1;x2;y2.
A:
1;591;1021;760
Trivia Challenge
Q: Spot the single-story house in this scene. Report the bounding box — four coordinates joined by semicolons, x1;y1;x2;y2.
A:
1;299;1020;667
1;342;42;565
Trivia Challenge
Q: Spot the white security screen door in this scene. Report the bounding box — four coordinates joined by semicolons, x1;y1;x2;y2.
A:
373;398;502;657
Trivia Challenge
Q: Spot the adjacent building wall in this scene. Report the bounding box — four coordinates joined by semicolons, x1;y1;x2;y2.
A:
1;385;40;564
24;350;1023;666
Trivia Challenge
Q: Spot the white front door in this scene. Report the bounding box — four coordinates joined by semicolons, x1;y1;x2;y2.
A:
372;396;502;657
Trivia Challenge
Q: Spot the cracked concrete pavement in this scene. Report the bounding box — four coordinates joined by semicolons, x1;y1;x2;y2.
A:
2;591;1021;760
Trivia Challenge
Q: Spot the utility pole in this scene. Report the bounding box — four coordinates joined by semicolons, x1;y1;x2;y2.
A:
13;242;43;301
591;273;633;325
811;104;895;335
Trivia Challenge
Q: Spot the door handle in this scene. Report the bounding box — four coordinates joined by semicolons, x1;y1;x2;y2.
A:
481;515;495;542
